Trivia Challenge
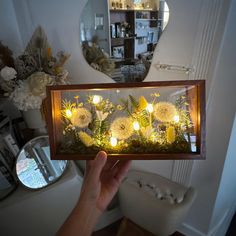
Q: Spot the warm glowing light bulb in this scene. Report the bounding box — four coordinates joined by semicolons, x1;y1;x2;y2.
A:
110;137;117;147
173;115;180;123
133;121;140;131
146;104;154;113
65;109;72;118
93;95;101;104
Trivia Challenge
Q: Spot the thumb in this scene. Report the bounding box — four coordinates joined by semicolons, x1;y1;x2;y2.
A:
91;151;107;181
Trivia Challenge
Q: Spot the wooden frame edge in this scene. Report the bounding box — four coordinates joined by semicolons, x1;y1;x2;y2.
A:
46;80;206;160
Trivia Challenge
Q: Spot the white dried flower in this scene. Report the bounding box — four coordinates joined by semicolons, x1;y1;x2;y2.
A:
110;117;133;140
96;110;109;121
28;72;53;97
71;108;92;128
10;81;43;111
153;102;177;123
0;66;17;81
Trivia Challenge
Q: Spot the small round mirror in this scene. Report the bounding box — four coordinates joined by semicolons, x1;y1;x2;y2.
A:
16;136;68;190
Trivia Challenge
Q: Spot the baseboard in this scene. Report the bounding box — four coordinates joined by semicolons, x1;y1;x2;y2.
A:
208;208;229;236
177;223;206;236
177;207;233;236
211;207;236;236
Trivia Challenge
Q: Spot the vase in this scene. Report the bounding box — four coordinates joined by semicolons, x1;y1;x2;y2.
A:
22;109;47;135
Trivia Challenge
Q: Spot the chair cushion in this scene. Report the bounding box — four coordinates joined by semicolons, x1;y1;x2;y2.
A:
118;170;196;236
125;170;189;204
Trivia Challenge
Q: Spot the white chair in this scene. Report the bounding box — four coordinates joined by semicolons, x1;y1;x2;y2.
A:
118;170;196;236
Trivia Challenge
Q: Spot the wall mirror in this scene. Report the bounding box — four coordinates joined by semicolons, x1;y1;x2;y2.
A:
80;0;169;83
16;136;68;190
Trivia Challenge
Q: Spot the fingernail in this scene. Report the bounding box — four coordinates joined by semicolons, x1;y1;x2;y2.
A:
95;151;107;160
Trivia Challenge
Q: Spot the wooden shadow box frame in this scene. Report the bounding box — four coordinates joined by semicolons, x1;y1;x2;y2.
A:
46;80;205;160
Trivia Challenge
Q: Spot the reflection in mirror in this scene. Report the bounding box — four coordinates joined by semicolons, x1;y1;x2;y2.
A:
16;136;67;189
80;0;169;82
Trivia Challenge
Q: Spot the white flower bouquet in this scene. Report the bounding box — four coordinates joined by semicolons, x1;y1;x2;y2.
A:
0;26;70;111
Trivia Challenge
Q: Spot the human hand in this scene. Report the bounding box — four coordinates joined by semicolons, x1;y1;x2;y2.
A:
56;151;131;236
79;151;131;213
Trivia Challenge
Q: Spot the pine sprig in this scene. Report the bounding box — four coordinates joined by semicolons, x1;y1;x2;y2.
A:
119;98;133;117
129;95;139;111
92;119;109;145
61;99;76;116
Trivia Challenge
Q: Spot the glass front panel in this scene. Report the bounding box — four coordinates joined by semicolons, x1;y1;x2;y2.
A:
53;84;199;156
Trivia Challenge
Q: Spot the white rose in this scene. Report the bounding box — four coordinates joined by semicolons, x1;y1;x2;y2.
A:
28;72;53;97
0;66;17;81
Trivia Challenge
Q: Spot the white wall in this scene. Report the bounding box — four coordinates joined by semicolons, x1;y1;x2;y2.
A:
209;1;236;233
0;0;23;118
211;116;236;236
180;0;236;234
0;0;23;54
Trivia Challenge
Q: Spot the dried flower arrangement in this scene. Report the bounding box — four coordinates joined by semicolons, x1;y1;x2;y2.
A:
54;84;201;158
0;26;70;111
82;36;115;75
